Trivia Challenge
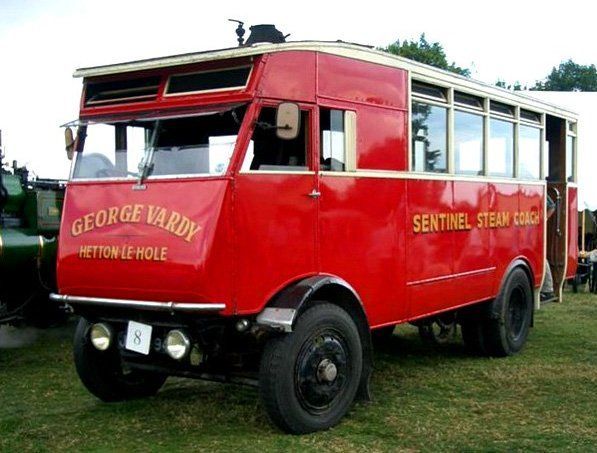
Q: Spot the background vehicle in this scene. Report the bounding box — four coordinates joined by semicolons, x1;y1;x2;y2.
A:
53;26;577;433
0;131;65;326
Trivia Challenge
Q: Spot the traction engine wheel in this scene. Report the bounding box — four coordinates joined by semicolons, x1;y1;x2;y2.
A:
73;318;166;402
259;302;362;434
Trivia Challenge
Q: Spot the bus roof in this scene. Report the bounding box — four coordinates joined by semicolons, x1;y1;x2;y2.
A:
74;41;577;121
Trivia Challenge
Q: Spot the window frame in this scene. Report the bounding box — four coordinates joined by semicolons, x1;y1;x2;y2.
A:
237;100;316;175
409;78;546;181
566;121;577;183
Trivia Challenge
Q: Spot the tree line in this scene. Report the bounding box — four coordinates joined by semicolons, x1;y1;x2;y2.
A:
380;34;597;91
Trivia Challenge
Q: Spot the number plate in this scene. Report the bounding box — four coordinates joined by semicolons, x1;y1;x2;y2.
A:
125;321;153;355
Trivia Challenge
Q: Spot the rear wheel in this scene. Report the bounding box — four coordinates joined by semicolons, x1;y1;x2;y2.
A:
259;303;362;434
73;318;166;402
482;268;533;357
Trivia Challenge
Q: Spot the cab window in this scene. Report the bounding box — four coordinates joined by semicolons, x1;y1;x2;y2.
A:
320;109;345;171
242;107;309;172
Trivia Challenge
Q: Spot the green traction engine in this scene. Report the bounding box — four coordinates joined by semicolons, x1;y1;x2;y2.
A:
0;132;65;325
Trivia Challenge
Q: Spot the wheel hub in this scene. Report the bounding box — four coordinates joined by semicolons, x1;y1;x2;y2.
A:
295;332;348;413
317;358;338;383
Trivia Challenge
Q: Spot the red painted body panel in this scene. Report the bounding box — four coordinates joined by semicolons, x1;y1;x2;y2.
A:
233;173;318;315
518;184;544;287
57;179;235;315
57;48;564;330
317;54;407;109
356;106;407;171
318;176;407;326
404;180;545;318
258;52;316;103
567;187;578;278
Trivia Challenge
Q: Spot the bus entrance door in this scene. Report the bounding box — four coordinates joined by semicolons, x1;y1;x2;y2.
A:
545;114;578;302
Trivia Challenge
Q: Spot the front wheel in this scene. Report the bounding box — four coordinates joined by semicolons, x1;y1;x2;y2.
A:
259;303;363;434
73;318;166;402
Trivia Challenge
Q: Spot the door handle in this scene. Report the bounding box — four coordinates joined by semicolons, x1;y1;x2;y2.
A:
307;189;321;199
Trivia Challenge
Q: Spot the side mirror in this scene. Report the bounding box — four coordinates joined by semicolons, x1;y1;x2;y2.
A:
65;127;75;161
276;102;300;140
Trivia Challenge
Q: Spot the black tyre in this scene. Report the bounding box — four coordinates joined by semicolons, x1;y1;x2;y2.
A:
259;303;363;434
73;318;166;402
482;268;533;357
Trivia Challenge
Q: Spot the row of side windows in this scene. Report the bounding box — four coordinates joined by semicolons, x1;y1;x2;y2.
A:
412;101;542;179
411;82;546;180
242;101;574;181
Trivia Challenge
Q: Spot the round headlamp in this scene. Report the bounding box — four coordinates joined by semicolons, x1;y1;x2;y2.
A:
90;323;113;351
165;329;191;360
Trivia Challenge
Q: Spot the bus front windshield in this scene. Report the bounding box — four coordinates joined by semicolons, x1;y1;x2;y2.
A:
71;104;247;180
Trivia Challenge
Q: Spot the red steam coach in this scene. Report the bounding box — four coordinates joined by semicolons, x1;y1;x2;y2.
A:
52;32;578;433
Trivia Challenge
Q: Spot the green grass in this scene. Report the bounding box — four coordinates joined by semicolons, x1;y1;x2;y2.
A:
1;291;596;452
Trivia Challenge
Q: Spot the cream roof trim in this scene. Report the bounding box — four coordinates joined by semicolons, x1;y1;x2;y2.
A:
74;41;577;120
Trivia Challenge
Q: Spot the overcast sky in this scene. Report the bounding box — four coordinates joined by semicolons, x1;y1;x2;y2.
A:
1;0;595;185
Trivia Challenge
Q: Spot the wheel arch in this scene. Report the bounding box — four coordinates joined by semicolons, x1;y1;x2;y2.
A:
504;256;534;283
491;258;535;320
256;275;373;401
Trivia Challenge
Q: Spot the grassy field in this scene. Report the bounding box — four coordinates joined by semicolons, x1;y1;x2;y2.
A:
0;291;595;452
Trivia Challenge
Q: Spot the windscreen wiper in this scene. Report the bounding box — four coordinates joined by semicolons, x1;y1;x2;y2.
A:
135;120;160;189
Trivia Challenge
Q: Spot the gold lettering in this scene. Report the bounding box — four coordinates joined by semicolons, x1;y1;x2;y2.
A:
107;207;119;225
131;204;144;223
160;247;168;261
146;205;159;225
439;213;447;230
72;218;83;236
119;205;133;222
136;247;144;260
165;211;181;233
184;222;201;242
430;214;439;233
95;209;107;228
144;247;155;260
110;246;119;259
83;213;95;233
413;215;421;233
421;214;430;233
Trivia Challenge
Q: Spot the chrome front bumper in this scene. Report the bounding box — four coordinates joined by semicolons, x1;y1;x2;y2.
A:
49;293;225;314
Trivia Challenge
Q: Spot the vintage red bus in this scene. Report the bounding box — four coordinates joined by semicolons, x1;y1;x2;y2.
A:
52;38;578;433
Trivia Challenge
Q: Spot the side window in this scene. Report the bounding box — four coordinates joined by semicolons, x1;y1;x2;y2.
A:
320;109;345;171
566;133;575;182
519;125;541;179
242;107;309;172
488;118;514;177
454;111;483;175
411;102;448;173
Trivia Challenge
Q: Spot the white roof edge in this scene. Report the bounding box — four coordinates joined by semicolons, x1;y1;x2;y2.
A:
73;41;577;120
